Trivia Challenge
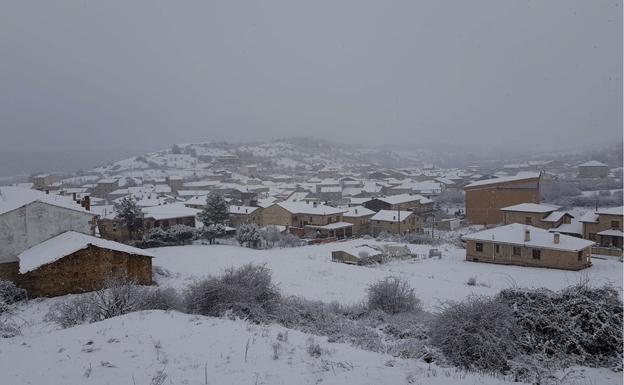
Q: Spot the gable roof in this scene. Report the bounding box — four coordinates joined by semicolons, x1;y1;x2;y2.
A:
376;193;432;205
343;206;375;217
578;160;608;167
0;186;94;216
462;223;594;252
142;203;200;221
17;231;153;274
541;211;573;222
276;201;346;216
596;206;623;216
500;203;560;214
371;210;414;222
229;205;260;215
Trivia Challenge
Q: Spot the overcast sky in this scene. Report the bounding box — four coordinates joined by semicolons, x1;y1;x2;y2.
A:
0;0;621;152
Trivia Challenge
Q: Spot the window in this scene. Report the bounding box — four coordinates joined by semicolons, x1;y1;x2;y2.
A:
611;220;620;229
532;249;541;260
475;242;483;252
513;246;521;256
495;244;500;254
525;217;533;225
578;251;583;261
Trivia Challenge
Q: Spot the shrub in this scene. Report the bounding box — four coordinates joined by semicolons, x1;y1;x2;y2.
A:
46;295;100;328
137;287;182;311
367;277;420;314
430;295;520;373
184;264;281;323
466;276;477;286
278;233;303;248
0;280;27;314
236;223;262;248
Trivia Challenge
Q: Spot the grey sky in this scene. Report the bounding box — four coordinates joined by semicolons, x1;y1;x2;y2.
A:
1;0;621;152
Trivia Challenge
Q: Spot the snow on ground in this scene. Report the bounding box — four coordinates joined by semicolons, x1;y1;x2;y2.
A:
1;310;546;385
151;239;623;310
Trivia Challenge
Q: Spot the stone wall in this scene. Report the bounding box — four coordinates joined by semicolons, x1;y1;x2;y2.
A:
17;245;152;297
465;178;540;225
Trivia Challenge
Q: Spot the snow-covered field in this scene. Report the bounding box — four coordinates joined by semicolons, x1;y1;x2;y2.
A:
2;240;622;385
152;239;623;310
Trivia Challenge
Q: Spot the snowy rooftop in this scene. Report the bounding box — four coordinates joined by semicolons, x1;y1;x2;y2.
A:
377;193;430;205
464;172;540;188
18;231;153;274
542;211;572;222
501;203;560;213
462;223;594;252
276;201;346;215
579;211;599;223
306;221;354;230
343;206;375;217
143;203;200;220
0;186;94;216
229;205;260;215
371;210;414;222
597;229;624;237
549;221;583;235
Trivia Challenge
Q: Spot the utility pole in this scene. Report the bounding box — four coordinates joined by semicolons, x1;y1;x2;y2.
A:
397;206;401;235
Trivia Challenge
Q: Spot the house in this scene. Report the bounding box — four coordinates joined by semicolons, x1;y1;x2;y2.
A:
579;206;623;254
262;201;346;231
92;179;119;198
32;174;60;190
370;210;421;236
342;206;375;236
501;203;573;229
464;172;541;225
0;186;152;297
15;231;152;297
229;205;263;227
462;223;594;270
0;186;96;282
577;161;609;179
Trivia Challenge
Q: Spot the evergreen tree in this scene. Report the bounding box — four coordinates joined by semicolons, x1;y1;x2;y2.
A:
114;197;144;240
202;223;226;245
236;223;261;248
199;192;229;226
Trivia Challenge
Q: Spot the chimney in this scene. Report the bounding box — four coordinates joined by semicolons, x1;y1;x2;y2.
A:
355;208;358;215
553;232;560;244
45;189;49;195
313;201;318;208
524;228;531;242
72;192;77;202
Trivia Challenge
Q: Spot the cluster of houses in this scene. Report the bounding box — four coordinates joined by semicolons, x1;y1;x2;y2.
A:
0;156;620;299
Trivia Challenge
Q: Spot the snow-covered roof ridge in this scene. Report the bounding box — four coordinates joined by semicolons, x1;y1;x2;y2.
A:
229;205;260;215
276;201;346;215
596;206;623;216
578;160;608;167
0;186;95;216
18;231;153;274
462;223;594;252
500;203;560;213
143;203;200;221
343;206;375;217
371;209;414;222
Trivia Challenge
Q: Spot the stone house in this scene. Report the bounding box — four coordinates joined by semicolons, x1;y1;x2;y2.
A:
370;210;421;236
501;203;573;229
464;173;541;226
229;205;263;227
580;206;623;251
16;231;152;297
262;201;346;229
0;186;96;282
363;193;434;215
342;206;375;236
462;223;594;270
577;161;609;179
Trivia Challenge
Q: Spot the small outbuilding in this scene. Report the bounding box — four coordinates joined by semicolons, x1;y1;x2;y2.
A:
15;231;153;297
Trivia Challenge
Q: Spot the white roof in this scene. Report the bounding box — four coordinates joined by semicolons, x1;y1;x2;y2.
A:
0;186;94;216
143;203;200;220
596;206;623;216
462;223;594;252
501;203;560;214
549;221;583;235
597;229;624;237
464;172;540;188
17;231;153;274
276;202;346;216
377;193;431;205
578;160;608;167
343;206;375;217
578;211;599;223
229;205;260;215
542;211;572;222
371;210;414;222
306;221;354;230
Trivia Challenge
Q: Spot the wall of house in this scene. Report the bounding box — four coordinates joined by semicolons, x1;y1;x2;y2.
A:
465;239;591;270
0;202;93;264
292;213;343;227
17;246;152;297
583;213;623;248
503;211;552;229
370;216;420;236
343;215;373;236
262;205;295;227
465;178;540;225
229;211;263;227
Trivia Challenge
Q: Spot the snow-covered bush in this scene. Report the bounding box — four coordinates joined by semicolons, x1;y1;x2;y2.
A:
136;225;197;248
375;231;443;246
137;286;182;311
259;226;281;248
236;223;261;248
199;223;227;245
0;280;27;308
430;295;520;373
466;276;477;286
367;277;420;314
277;233;304;248
435;190;465;204
184;264;281;323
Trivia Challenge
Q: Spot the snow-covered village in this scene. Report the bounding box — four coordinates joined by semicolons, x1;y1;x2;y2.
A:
1;2;622;385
